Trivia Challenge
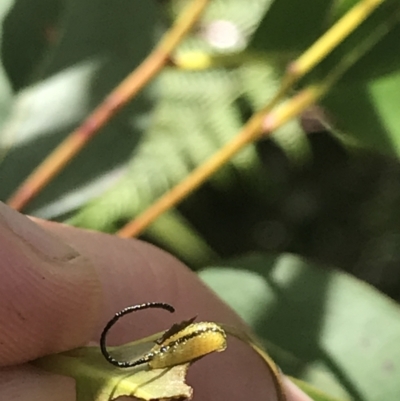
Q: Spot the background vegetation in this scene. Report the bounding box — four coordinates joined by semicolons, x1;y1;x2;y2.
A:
1;1;400;400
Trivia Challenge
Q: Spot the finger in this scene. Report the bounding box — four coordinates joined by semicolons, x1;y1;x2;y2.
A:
41;220;248;339
0;365;311;401
0;203;101;367
39;221;300;401
1;208;307;401
0;365;75;401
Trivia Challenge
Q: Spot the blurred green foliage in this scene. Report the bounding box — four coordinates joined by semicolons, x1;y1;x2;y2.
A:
1;1;400;400
201;253;400;401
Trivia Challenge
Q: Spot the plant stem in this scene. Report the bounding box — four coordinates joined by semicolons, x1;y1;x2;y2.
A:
289;0;385;77
7;0;210;211
117;0;397;238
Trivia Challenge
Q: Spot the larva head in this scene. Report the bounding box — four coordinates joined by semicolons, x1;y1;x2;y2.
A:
149;322;227;369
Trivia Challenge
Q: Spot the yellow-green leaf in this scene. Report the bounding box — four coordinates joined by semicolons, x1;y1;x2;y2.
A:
34;334;192;401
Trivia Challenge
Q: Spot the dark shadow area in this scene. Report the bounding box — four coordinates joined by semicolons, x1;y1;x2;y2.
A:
1;0;65;90
175;130;400;301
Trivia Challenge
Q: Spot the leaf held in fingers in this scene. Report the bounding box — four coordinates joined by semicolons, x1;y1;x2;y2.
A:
34;333;193;401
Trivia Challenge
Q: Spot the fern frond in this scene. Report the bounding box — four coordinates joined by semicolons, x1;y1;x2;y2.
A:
70;0;308;262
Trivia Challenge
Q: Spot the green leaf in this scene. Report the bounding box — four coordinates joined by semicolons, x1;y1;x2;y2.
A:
0;0;158;214
324;68;400;157
313;1;400;83
246;0;400;162
309;2;400;157
34;335;192;401
250;0;400;82
69;56;307;264
291;377;349;401
200;253;400;401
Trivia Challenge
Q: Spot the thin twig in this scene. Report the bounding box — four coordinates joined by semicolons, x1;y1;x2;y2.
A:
115;88;314;238
117;0;395;238
7;0;210;211
261;0;386;113
116;104;269;238
289;0;385;77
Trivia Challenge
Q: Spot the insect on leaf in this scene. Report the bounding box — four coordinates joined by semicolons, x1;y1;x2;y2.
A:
156;316;197;345
34;332;193;401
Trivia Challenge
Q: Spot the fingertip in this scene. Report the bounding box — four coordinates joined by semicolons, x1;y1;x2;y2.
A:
0;204;101;366
36;223;291;401
0;365;76;401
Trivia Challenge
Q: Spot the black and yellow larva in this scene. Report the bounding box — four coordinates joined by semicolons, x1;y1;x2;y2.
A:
100;302;227;369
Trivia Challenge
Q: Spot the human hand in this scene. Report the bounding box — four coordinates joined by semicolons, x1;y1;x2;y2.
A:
0;202;311;401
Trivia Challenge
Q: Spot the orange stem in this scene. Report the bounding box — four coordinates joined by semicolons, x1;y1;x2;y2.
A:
117;105;270;238
117;0;394;238
7;0;210;211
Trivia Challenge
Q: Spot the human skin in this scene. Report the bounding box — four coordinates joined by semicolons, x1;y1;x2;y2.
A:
0;202;311;401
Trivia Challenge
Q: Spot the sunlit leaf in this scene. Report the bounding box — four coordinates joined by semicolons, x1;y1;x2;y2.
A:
35;318;297;401
34;335;192;401
200;253;400;401
0;0;157;215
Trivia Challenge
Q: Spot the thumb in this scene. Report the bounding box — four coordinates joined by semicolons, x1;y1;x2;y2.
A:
0;203;101;366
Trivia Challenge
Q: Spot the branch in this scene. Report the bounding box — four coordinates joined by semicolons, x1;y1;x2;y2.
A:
116;0;394;238
7;0;210;211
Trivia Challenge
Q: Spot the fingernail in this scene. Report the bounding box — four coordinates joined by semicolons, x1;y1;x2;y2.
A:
0;202;80;261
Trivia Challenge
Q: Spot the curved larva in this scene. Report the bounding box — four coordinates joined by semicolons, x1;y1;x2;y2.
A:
100;303;227;369
149;322;227;369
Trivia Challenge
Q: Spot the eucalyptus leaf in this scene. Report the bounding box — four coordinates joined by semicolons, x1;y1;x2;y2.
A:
0;0;157;216
250;0;400;82
200;253;400;401
34;336;192;401
250;0;333;53
291;377;349;401
311;1;400;83
324;68;400;157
